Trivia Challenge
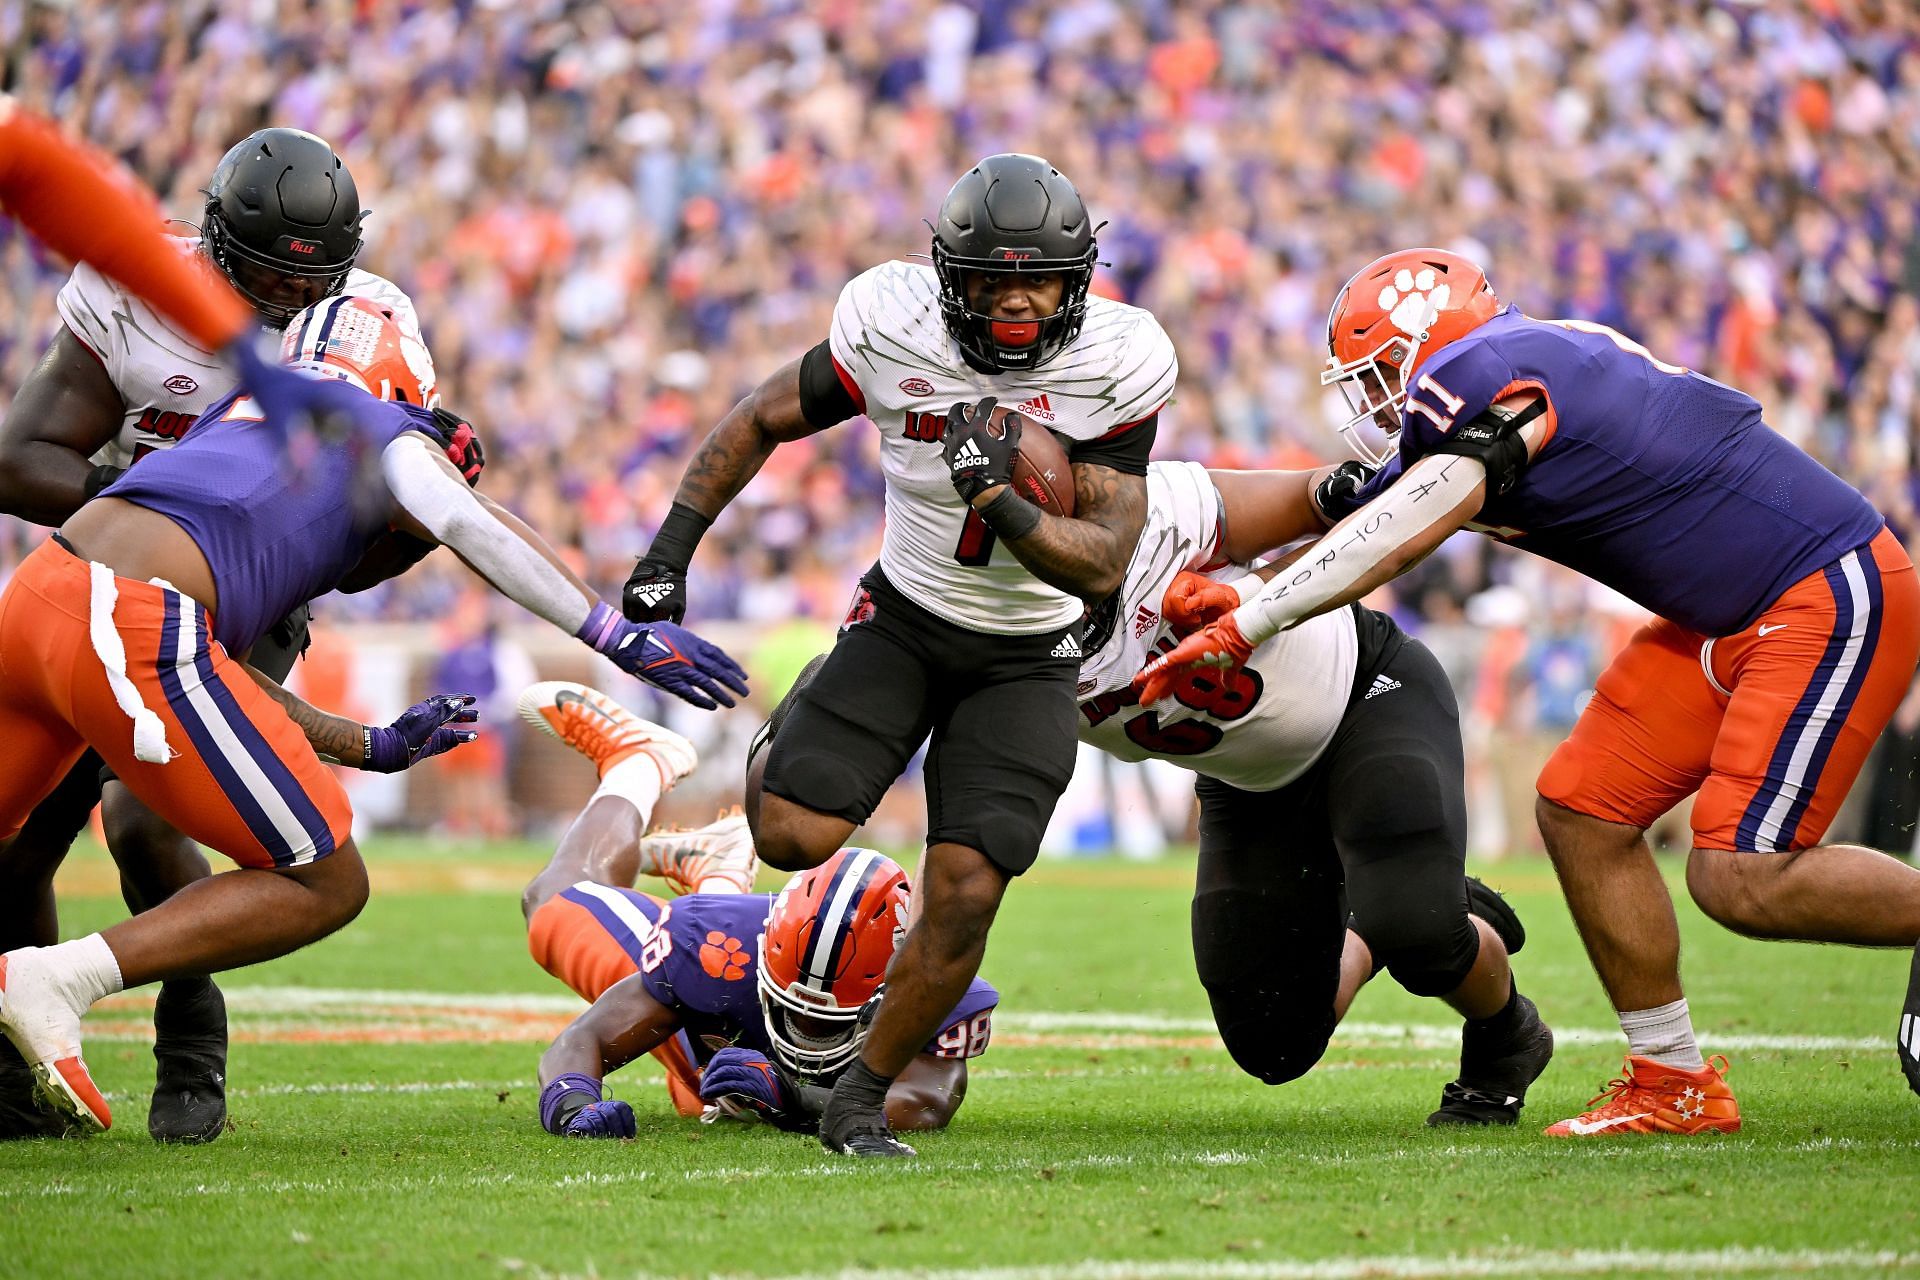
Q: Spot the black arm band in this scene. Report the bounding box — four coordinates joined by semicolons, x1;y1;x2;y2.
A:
1425;397;1545;497
979;487;1044;540
1067;412;1157;476
83;464;124;500
646;502;714;571
798;340;860;429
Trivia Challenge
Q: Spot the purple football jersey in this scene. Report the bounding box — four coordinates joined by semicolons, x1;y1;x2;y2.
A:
1369;308;1886;637
102;388;430;654
637;891;999;1069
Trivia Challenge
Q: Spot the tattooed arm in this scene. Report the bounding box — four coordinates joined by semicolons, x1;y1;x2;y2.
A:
671;358;835;518
243;665;367;766
987;462;1147;601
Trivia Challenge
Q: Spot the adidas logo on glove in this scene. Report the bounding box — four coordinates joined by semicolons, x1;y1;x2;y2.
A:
630;582;674;607
950;438;988;472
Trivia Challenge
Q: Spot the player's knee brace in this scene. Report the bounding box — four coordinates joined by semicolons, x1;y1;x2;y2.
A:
1373;914;1481;998
1191;889;1342;1085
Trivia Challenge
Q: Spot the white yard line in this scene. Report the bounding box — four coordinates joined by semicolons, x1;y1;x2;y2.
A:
83;986;1891;1053
606;1250;1920;1280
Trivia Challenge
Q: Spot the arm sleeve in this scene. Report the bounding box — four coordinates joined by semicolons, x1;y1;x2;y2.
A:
1069;412;1157;476
379;431;593;633
797;339;862;428
0;101;251;352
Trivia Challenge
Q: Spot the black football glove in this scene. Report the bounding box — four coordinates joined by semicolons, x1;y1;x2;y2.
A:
1312;459;1379;527
941;395;1020;505
623;557;687;624
424;406;486;486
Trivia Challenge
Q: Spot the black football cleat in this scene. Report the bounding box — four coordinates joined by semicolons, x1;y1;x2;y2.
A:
1464;876;1525;956
1428;992;1554;1126
148;977;228;1144
1900;941;1920;1098
0;1039;65;1140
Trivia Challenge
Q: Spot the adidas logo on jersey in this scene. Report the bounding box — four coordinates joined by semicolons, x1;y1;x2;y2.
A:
1132;605;1160;639
950;437;989;472
629;582;674;607
1363;674;1401;700
1014;393;1057;423
1051;634;1083;659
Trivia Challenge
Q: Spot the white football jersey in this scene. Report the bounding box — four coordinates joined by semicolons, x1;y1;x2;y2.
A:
829;259;1178;635
1075;461;1358;793
55;236;431;469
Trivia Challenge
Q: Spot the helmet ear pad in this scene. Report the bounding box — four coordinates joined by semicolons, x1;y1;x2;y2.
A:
931;153;1099;374
203;127;367;327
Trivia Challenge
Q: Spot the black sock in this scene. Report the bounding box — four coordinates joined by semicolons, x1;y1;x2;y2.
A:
1465;978;1520;1035
833;1058;895;1113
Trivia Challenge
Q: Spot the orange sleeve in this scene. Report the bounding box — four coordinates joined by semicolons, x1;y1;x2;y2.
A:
0;100;251;351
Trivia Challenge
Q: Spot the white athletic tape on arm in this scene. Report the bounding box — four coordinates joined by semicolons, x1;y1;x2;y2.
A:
88;560;171;763
1231;451;1484;646
380;433;591;634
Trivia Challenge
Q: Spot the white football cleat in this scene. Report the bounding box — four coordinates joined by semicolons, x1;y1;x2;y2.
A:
517;680;698;788
0;949;111;1134
642;808;758;896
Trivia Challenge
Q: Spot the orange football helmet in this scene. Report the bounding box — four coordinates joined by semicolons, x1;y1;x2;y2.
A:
280;294;438;407
1321;248;1501;465
756;847;911;1077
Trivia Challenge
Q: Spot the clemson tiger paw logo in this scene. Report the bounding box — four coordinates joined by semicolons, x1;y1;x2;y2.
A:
700;932;749;980
1378;267;1451;337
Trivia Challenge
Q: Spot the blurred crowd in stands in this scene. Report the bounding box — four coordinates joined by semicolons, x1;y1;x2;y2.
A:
2;0;1919;852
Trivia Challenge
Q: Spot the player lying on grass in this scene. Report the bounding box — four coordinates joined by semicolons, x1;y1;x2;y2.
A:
1066;459;1552;1124
1140;248;1920;1135
0;125;462;1145
0;303;747;1137
520;681;993;1139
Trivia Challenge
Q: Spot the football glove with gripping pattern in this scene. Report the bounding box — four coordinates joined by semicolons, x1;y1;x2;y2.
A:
539;1073;636;1139
576;602;748;710
941;395;1020;505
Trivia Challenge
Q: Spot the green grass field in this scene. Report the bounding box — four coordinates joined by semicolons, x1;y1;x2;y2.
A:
2;837;1918;1280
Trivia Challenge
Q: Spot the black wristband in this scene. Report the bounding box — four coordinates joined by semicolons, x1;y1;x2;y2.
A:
83;464;125;501
978;487;1043;541
647;502;714;571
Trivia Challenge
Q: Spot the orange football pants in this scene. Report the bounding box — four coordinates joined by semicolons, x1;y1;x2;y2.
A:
528;885;703;1115
1539;528;1920;852
0;538;350;868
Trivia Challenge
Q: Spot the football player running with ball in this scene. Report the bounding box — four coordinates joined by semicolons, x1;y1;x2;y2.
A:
624;153;1174;1156
1077;460;1551;1124
1140;249;1920;1136
0;127;472;1143
518;682;994;1139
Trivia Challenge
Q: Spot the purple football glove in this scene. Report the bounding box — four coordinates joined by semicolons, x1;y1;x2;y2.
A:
575;602;749;710
699;1048;792;1123
359;693;479;773
539;1073;636;1139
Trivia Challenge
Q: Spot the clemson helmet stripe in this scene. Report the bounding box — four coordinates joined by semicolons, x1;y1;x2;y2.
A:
802;849;880;988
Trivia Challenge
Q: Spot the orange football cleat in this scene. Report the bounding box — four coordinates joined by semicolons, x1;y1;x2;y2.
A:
1544;1054;1740;1137
517;680;697;787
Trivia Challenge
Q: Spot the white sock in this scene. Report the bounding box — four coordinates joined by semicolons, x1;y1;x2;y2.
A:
44;934;125;1009
1618;998;1705;1071
591;754;664;828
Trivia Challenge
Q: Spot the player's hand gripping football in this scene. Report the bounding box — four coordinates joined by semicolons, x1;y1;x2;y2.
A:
359;693;479;773
1132;616;1255;706
539;1073;636;1139
941;395;1020;505
575;602;749;710
699;1048;801;1126
1161;571;1243;637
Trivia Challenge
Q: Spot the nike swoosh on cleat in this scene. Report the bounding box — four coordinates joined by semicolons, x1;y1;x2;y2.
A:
1563;1112;1651;1134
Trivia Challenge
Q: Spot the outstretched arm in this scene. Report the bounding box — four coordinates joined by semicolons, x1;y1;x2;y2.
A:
539;974;680;1085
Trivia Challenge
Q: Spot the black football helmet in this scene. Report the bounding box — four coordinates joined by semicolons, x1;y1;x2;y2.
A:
931;153;1098;374
202;128;365;329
